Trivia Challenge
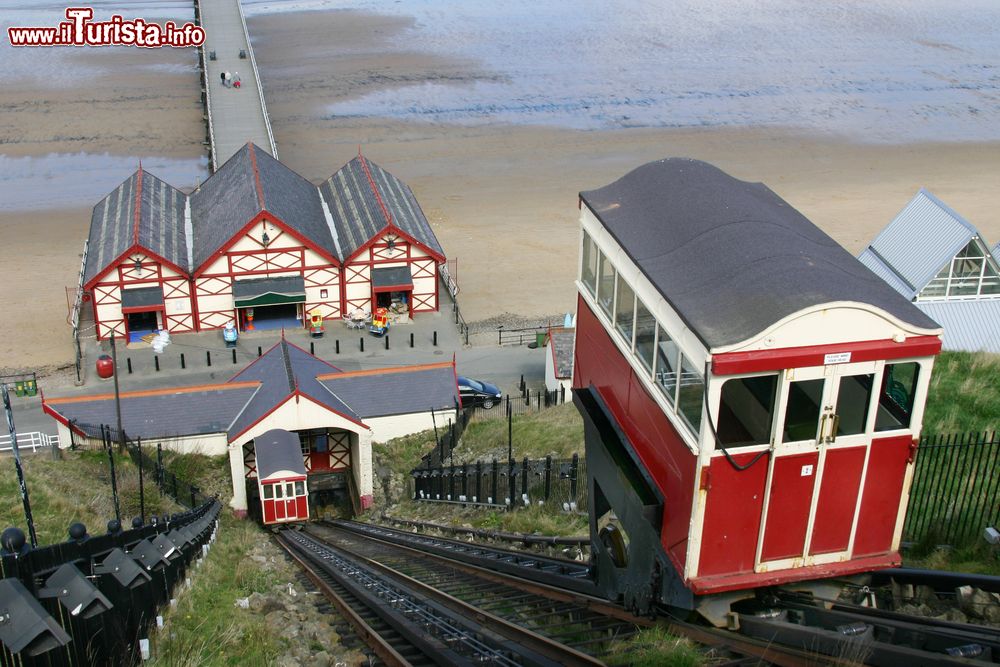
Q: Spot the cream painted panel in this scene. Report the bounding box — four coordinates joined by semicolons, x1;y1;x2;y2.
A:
198;294;235;313
352;430;373;497
365;409;458;443
228;395;366;449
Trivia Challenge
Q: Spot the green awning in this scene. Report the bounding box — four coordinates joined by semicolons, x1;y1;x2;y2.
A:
233;276;306;308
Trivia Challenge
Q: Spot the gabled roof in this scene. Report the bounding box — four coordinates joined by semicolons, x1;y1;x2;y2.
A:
992;241;1000;266
84;169;188;285
317;362;459;419
43;383;260;440
189;143;333;271
319;154;445;261
857;189;979;299
580;159;939;349
916;300;1000;353
226;338;361;439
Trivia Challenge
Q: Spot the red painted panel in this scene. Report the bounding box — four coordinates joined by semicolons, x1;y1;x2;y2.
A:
852;435;912;556
297;495;308;519
573;297;696;573
809;446;866;555
761;452;819;562
698;452;770;577
712;336;941;376
286;498;296;519
263;499;275;524
275;497;286;520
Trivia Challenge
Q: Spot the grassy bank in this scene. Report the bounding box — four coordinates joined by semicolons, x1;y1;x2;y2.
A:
924;351;1000;434
0;450;177;544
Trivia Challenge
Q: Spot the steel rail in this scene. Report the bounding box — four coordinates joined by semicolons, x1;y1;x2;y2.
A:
274;531;413;667
306;525;607;666
322;521;822;667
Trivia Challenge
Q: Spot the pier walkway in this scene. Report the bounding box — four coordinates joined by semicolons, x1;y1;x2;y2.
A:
196;0;276;170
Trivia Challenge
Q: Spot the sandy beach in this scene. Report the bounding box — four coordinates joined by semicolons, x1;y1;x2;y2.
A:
3;5;1000;376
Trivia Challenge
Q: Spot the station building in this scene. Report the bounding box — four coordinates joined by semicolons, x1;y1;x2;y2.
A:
42;339;461;516
82;143;445;342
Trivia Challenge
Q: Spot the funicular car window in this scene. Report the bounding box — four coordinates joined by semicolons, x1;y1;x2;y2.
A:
836;374;874;436
295;481;304;495
875;362;920;431
654;325;679;406
783;379;824;441
614;278;635;344
581;232;598;295
274;483;283;499
677;355;705;433
262;484;273;500
718;374;778;447
597;252;616;318
633;298;656;372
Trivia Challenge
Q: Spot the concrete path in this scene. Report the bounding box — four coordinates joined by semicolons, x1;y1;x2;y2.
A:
199;0;276;168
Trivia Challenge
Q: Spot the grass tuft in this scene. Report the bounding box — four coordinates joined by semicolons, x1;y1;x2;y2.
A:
605;626;706;667
924;351;1000;434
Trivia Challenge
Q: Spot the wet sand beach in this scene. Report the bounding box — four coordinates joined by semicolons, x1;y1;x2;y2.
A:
3;4;1000;374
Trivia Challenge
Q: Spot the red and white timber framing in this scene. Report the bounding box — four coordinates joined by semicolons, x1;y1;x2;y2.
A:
342;227;443;316
193;212;342;332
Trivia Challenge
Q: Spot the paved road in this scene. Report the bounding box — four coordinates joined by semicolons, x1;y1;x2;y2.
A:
200;0;275;167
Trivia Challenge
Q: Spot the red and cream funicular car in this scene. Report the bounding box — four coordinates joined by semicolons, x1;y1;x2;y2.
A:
572;159;942;622
255;429;310;527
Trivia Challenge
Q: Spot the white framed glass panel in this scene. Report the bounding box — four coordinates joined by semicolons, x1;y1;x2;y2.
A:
835;374;874;436
262;484;273;500
581;232;598;295
654;325;679;406
633;299;656;373
597;252;615;318
614;278;635;344
295;481;305;495
677;355;705;433
717;374;778;447
875;362;920;431
274;483;284;499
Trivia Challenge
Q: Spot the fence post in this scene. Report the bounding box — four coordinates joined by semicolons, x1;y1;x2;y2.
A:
508;456;515;506
491;458;498;504
560;385;565;404
137;437;145;524
525;387;530;406
156;442;163;488
544;455;552;501
449;463;455;500
172;472;178;499
476;460;482;502
521;456;529;503
462;462;468;500
569;453;579;503
104;426;121;524
498;325;503;345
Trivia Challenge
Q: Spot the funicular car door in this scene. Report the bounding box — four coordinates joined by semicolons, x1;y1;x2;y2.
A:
284;482;298;520
756;360;877;571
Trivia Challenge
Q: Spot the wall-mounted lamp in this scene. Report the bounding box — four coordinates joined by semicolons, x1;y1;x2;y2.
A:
133;257;143;277
261;231;270;247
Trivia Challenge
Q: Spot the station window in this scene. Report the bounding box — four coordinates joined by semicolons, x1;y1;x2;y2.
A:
633;298;656;372
875;362;920;431
597;252;616;318
836;374;874;436
614;278;635;344
677;355;705;433
654;325;679;406
717;374;778;447
581;232;598;295
262;484;273;500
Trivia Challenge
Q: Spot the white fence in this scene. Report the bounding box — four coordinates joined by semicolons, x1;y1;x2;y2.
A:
0;432;59;453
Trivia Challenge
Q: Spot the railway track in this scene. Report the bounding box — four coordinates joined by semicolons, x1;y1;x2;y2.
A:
278;519;1000;665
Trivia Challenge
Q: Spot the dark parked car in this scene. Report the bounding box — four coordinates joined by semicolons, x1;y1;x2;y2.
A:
457;376;503;409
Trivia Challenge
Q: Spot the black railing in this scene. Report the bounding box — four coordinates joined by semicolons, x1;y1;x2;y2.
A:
497;324;555;347
903;430;1000;547
412;454;585;511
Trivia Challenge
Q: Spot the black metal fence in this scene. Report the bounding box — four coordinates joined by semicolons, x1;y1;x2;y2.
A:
903;430;1000;547
412;454;586;511
497;324;556;347
0;500;220;666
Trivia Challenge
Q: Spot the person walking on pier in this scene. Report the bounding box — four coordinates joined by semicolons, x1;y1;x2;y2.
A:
224;71;232;88
220;71;226;86
233;72;242;89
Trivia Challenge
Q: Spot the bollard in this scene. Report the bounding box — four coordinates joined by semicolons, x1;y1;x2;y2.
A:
385;335;389;350
127;358;133;374
360;337;364;352
206;350;212;367
154;356;160;371
232;349;237;364
180;353;186;369
257;346;262;357
433;331;438;346
410;332;414;348
335;339;340;354
310;342;314;355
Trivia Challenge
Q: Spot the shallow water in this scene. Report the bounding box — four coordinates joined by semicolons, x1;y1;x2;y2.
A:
244;0;1000;142
0;153;209;211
